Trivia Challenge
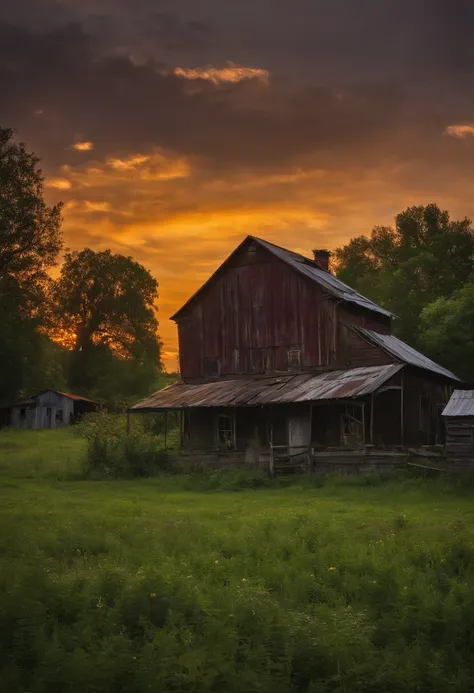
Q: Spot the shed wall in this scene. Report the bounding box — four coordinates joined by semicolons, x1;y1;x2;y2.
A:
446;416;474;465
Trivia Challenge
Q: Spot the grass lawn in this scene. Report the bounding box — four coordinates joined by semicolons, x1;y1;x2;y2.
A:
2;430;474;692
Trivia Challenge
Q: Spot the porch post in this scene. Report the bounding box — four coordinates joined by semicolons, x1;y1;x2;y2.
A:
180;410;184;448
400;373;404;448
370;392;374;445
164;411;168;449
269;408;274;475
361;403;366;449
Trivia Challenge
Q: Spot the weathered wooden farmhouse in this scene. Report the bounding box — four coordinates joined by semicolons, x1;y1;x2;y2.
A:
2;390;99;429
443;390;474;466
131;236;460;472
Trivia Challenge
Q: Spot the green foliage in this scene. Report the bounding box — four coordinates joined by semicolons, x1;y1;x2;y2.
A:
53;248;162;396
0;127;65;403
334;203;474;346
419;282;474;382
77;412;172;478
3;435;474;691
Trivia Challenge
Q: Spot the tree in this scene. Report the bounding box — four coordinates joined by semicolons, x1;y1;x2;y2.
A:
0;127;64;403
0;127;63;306
53;248;162;394
334;204;474;343
419;284;474;382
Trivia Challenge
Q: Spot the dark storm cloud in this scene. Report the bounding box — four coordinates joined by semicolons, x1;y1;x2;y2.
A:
0;20;411;172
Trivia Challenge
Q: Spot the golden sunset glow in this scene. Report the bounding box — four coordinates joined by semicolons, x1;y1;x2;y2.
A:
173;63;269;84
46;178;72;190
445;124;474;138
72;141;94;151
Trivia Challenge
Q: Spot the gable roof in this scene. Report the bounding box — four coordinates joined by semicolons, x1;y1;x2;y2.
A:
130;364;403;411
171;235;393;321
350;326;460;381
442;390;474;417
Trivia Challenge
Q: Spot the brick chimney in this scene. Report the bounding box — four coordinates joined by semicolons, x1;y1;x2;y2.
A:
313;249;330;272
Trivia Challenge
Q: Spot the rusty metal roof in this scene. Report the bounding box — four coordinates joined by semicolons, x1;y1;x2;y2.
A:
171;235;393;321
130;364;403;411
255;237;393;318
352;326;460;381
57;391;99;404
442;390;474;417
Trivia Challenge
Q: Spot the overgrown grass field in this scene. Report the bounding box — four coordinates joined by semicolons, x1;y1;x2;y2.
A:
2;430;474;691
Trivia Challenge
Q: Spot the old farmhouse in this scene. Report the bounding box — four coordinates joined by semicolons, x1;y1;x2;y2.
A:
131;236;460;473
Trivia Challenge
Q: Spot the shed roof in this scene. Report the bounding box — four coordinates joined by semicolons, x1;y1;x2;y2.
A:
442;390;474;417
9;390;99;407
351;326;460;381
171;235;393;320
130;364;403;411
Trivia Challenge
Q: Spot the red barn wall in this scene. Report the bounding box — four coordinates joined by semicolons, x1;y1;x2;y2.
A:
176;243;391;380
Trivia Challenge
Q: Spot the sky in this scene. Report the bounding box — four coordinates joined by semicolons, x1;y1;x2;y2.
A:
2;0;474;370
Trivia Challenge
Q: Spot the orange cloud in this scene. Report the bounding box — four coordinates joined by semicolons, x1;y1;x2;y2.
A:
173;63;269;84
83;201;111;212
46;177;72;190
73;141;94;151
445;123;474;138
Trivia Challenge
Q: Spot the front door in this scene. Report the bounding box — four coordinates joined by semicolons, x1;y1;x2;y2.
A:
289;416;310;449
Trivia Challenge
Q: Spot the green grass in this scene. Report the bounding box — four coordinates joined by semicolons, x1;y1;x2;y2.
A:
0;428;85;479
2;430;474;691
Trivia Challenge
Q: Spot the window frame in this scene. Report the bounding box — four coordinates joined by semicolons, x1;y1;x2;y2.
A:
287;348;302;371
216;412;236;450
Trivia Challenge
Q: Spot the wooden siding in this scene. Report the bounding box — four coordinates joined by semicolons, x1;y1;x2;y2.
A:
10;392;75;429
339;323;394;369
446;417;474;465
177;242;390;380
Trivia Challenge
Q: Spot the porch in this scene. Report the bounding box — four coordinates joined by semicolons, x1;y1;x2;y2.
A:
129;363;452;474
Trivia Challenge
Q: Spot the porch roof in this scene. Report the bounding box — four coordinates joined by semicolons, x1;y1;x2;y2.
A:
130;364;403;412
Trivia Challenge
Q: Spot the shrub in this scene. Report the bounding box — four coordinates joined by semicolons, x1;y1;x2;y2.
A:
79;412;169;478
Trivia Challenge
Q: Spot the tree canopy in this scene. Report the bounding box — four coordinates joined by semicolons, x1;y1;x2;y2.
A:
0;127;64;404
53;248;162;398
334;204;474;344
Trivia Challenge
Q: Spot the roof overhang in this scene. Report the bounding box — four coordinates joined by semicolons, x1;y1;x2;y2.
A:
129;364;403;412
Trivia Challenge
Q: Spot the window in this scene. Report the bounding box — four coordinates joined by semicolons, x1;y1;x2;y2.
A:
217;413;235;449
204;357;219;378
288;348;302;371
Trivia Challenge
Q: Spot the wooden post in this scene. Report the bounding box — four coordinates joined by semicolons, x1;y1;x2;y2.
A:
269;412;274;476
370;392;374;445
180;410;184;448
233;407;237;449
308;403;313;472
126;412;130;434
400;373;404;448
361;402;366;450
164;411;168;449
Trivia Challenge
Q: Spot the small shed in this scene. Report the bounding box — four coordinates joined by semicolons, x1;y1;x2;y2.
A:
442;390;474;466
3;390;99;429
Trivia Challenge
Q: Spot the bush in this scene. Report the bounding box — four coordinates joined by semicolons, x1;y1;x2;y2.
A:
78;412;169;479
